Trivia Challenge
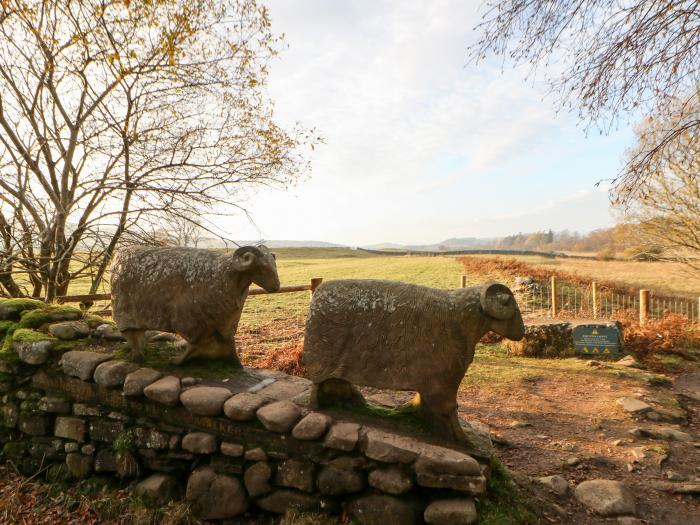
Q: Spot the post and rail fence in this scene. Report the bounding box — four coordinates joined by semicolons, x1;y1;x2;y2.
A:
16;273;700;325
53;277;325;317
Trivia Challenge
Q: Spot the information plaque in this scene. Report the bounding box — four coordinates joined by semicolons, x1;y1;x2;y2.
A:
573;323;622;358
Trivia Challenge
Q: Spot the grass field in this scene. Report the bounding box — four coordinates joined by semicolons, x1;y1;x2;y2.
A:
465;253;700;297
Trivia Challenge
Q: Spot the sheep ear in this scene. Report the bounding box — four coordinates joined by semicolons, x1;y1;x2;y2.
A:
232;246;260;272
480;282;516;320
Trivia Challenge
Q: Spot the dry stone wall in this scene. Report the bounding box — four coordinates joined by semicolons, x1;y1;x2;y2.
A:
0;300;492;524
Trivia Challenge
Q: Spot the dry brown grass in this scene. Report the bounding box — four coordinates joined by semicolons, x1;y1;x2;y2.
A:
463;254;700;297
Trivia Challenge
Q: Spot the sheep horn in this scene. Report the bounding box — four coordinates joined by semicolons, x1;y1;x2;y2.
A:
480;282;516;320
232;246;261;272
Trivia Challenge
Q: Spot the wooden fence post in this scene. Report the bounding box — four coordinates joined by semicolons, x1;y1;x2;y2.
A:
639;289;649;325
550;276;558;318
461;275;468;288
591;282;597;320
310;277;323;297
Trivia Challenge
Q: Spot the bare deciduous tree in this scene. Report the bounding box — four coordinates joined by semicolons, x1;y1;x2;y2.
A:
470;1;700;200
0;0;317;300
619;92;700;270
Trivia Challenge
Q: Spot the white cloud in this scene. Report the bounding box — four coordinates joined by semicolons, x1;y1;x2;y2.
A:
215;0;633;245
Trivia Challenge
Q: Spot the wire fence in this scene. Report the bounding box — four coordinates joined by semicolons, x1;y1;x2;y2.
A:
511;278;700;323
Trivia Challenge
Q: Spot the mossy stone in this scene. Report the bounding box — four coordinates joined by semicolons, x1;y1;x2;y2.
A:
0;299;45;321
1;440;27;459
18;306;83;329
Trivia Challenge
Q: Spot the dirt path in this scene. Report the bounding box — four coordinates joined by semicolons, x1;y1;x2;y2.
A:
457;354;700;524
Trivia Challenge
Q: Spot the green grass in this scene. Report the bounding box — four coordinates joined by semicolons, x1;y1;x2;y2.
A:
476;458;538;525
241;254;468;327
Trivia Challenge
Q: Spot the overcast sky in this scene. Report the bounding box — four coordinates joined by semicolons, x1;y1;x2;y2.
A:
219;0;635;246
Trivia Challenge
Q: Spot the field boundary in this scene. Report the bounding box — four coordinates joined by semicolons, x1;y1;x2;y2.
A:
358;247;596;259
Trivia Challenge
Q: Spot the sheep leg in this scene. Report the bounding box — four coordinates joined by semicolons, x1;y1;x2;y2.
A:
123;329;147;363
417;390;466;444
311;379;365;409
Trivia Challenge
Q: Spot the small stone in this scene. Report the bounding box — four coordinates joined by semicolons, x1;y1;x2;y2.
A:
574;479;636;516
245;447;267;461
54;417;86;442
61;351;111;381
566;456;582;467
631;448;646;462
66;453;94;479
38;396;70;414
221;442;244;457
123;368;162;397
349;494;423;525
324;422;361;451
586;360;602;367
424;498;477;525
276;458;315;492
223;392;269;421
143;376;181;406
81;444;95;456
615;355;643;368
415;445;481;476
64;442;78;453
665;470;687;482
180;377;197;386
16;341;53;365
363;430;421;463
368;466;413;495
186;467;248;519
73;403;102;416
509;420;532;428
94;449;118;472
317;466;365;495
181;432;216;454
168;435;181;450
1;403;18;428
135;473;180;506
94;361;139;388
48;321;90;340
95;324;125;341
292;412;331;440
617;518;643;525
613;439;624;446
653;427;694;442
536;475;569;496
244;461;272;497
180;386;232;416
616;397;652;415
416;471;486;494
256;489;319;514
626;463;635;472
256;400;302;433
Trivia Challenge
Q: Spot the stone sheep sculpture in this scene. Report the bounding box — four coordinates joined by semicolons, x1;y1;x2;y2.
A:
303;279;525;443
111;245;280;365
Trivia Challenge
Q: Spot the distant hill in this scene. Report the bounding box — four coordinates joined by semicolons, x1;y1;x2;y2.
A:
197;238;346;249
363;237;498;252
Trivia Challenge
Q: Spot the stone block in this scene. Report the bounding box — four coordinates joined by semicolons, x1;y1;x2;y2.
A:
221;442;244;457
368;466;413;495
256;400;302;433
292;412;331;441
38;396;70;414
244;461;272;497
66;453;94;479
317;466;365;495
16;341;53;365
93;361;139;388
349;494;423;525
18;414;50;436
363;429;421;463
180;386;232;416
224;392;269;421
276;458;315;493
135;473;180;506
415;445;481;476
574;479;636;517
182;432;217;454
416;471;486;494
54;417;86;442
89;420;124;443
143;376;181;406
256;489;320;514
424;498;477;525
73;403;102;416
61;351;111;381
123;368;163;397
185;467;248;519
48;321;90;341
324;422;361;451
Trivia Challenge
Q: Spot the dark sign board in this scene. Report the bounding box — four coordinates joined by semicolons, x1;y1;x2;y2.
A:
573;324;621;358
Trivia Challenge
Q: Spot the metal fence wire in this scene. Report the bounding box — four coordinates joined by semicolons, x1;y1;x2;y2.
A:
512;279;699;323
